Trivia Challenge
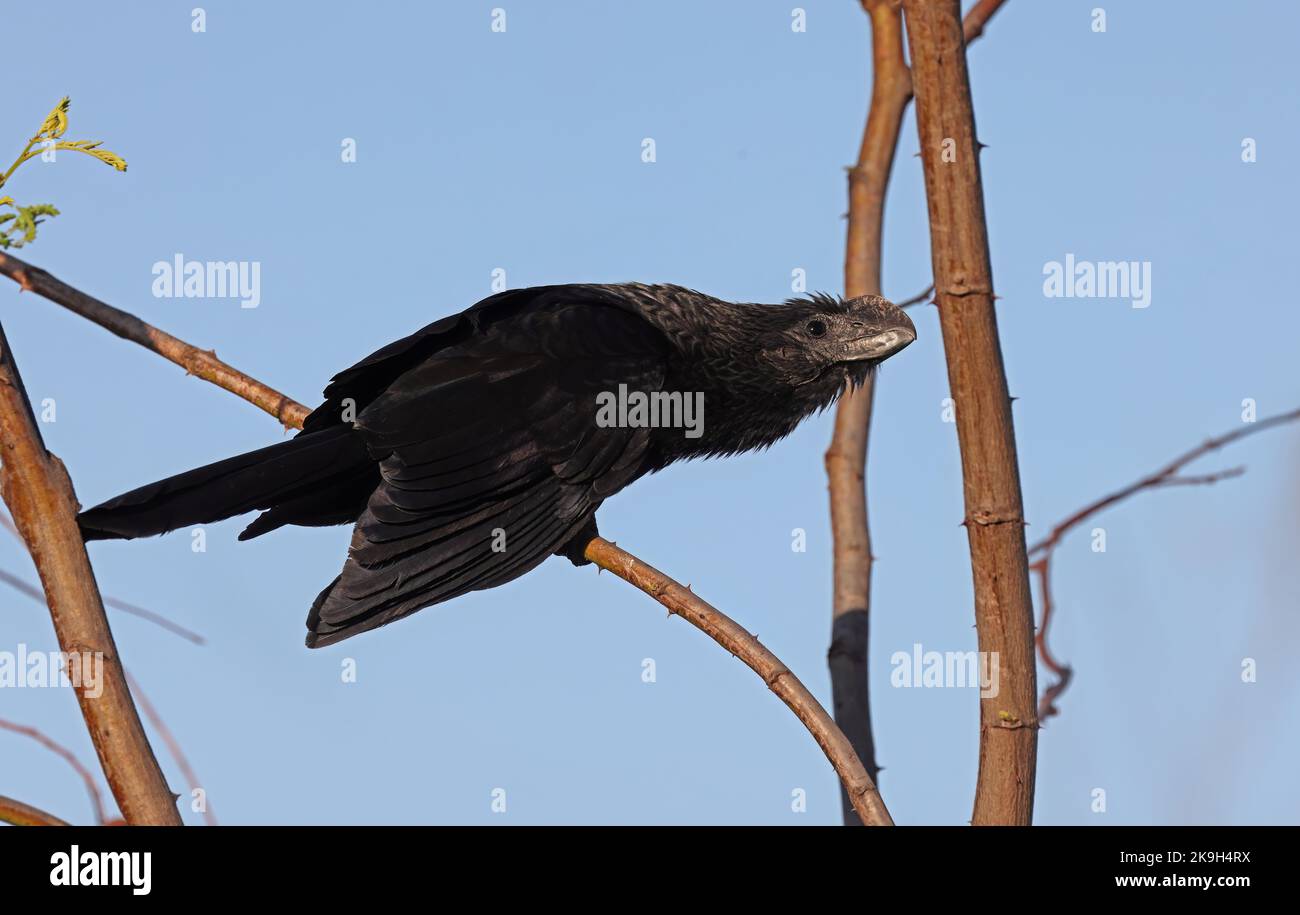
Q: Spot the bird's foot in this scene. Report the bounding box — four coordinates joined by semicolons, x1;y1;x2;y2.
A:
557;517;600;567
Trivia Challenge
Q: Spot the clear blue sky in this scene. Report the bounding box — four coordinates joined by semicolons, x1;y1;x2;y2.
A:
2;1;1296;825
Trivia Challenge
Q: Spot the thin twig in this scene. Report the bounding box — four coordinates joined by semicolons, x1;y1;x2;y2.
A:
962;0;1009;45
103;594;206;645
2;560;212;819
0;320;180;824
1029;406;1300;719
0;794;70;826
5;507;206;643
1028;407;1300;556
1028;557;1071;720
0;250;308;429
0;716;108;824
0;561;206;645
125;670;217;826
3;564;210;821
583;537;894;826
896;283;934;309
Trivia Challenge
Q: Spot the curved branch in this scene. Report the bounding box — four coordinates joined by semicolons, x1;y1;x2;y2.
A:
0;250;309;429
1029;558;1071;720
1027;407;1300;557
824;0;913;825
583;536;893;826
0;322;181;825
0;560;207;645
0;795;70;827
0;716;107;824
125;670;218;826
3;254;882;825
1029;406;1300;719
0;556;214;821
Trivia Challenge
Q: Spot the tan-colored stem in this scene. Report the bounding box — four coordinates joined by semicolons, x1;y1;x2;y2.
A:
962;0;1009;45
0;794;70;826
584;537;894;826
0;323;181;825
825;0;912;824
825;0;1010;825
0;250;308;428
902;0;1037;826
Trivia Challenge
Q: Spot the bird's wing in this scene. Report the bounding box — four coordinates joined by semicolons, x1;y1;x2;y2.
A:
305;295;668;647
300;284;639;433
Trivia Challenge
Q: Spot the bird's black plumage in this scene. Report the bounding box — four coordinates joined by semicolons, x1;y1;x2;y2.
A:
78;283;915;647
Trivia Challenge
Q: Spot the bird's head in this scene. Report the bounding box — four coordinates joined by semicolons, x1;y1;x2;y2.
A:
758;292;917;389
618;284;919;458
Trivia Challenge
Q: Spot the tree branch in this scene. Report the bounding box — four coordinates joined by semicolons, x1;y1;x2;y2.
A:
902;0;1037;825
0;250;308;429
5;254;888;824
0;794;70;827
1027;407;1300;557
5;562;214;821
125;670;218;826
1029;406;1300;719
583;537;893;826
825;0;1009;826
0;716;108;824
0;557;207;645
0;321;181;825
824;0;912;826
896;283;935;308
961;0;1009;46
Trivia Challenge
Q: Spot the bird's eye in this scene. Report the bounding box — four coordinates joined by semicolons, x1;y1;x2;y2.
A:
805;319;828;338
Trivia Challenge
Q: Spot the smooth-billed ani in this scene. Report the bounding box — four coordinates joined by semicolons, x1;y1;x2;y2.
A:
78;284;915;646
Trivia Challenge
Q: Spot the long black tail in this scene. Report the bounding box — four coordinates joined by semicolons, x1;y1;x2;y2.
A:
78;426;376;542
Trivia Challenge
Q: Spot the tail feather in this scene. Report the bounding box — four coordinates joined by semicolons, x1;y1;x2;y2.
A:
78;426;373;541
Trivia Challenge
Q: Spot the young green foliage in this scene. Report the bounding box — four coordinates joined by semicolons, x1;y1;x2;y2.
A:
0;97;126;248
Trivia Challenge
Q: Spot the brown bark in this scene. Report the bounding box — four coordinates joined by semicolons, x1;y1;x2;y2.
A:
0;322;181;825
826;0;1010;825
825;0;911;826
584;537;893;826
0;250;308;429
0;795;70;826
901;0;1037;825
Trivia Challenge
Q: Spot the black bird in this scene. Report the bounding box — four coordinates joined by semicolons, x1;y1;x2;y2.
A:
78;284;915;647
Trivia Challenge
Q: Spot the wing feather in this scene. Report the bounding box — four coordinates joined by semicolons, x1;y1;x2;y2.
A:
304;295;667;647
